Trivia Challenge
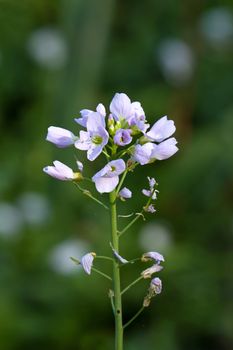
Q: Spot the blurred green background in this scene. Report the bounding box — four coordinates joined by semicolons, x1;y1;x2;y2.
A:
0;0;233;349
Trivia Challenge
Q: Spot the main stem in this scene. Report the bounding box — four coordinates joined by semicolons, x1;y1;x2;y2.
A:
109;190;123;350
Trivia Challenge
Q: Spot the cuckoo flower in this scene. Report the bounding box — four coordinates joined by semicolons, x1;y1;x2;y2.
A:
110;93;133;121
43;161;82;181
144;204;156;213
46;126;76;148
133;137;178;164
113;129;132;146
142;177;158;200
75;103;106;127
128;102;149;133
118;187;132;200
75;112;109;161
92;159;126;193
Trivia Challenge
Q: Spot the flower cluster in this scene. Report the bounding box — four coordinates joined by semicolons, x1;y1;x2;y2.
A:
43;93;178;194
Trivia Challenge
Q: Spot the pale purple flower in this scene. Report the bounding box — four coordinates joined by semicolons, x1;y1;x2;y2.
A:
151;137;178;160
46;126;76;148
128;102;149;132
110;93;133;121
148;177;156;188
75;112;109;161
150;277;162;294
142;177;158;199
75;109;91;127
81;252;96;275
141;251;165;264
119;187;132;199
132;143;154;165
145;204;156;213
141;264;163;279
142;189;152;198
43;161;82;181
146;116;176;142
114;129;132;146
92;159;126;193
75;103;106;127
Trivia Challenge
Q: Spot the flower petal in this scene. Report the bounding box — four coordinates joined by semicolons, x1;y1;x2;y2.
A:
146;116;176;142
132;143;154;165
110;93;132;120
152;137;178;160
94;176;119;193
81;252;96;275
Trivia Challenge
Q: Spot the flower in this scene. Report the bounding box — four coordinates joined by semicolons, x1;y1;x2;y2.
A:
128;102;149;133
151;137;178;160
92;159;126;193
141;264;163;279
118;187;132;200
141;251;165;264
113;129;132;146
110;93;149;133
110;93;133;121
133;137;178;164
142;176;158;199
46;126;76;148
144;204;156;213
75;111;109;161
81;252;96;275
132;143;155;165
75;103;106;127
150;277;162;294
43;161;83;181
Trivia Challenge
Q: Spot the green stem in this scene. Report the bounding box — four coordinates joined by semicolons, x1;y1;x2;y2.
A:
121;276;144;296
118;195;152;237
109;190;123;350
73;182;109;210
115;170;128;197
95;255;114;262
92;267;112;281
123;306;145;330
118;213;144;237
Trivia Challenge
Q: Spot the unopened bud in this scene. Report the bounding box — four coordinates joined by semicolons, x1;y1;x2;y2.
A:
150;277;162;295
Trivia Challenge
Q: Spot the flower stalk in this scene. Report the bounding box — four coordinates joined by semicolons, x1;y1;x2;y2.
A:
110;190;123;350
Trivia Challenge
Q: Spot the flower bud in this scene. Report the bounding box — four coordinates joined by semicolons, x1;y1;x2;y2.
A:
150;277;162;295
